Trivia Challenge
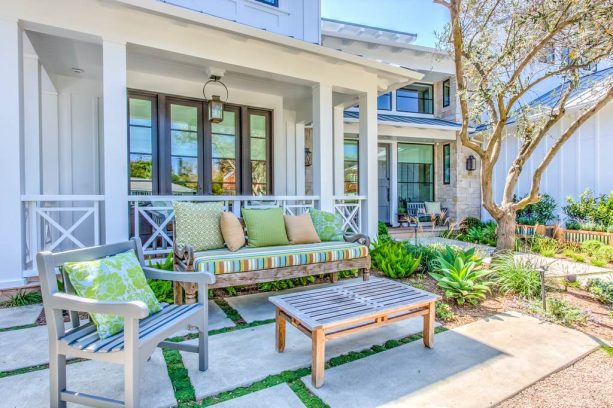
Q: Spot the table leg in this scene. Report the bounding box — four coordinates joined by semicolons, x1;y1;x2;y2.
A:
423;302;435;348
311;328;326;388
275;308;286;353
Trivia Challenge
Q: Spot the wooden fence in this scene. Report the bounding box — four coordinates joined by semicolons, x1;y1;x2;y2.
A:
516;224;613;246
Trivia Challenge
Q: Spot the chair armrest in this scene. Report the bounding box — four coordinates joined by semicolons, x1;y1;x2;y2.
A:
49;293;149;319
174;243;195;271
142;266;216;285
345;233;371;247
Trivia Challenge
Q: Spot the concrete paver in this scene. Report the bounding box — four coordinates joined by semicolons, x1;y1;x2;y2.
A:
213;384;305;408
0;304;42;329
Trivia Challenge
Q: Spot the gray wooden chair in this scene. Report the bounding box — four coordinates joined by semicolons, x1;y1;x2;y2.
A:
36;238;215;408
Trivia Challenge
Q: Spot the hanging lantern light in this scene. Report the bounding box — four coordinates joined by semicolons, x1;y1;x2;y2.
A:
304;148;313;167
466;155;477;171
202;75;229;124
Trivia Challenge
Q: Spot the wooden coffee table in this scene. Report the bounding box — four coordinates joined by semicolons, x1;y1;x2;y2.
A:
269;278;440;388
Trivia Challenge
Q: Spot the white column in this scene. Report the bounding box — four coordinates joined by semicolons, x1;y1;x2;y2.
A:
102;40;128;243
285;111;296;195
312;83;334;211
333;105;345;196
295;122;306;195
0;19;25;288
23;47;41;195
359;87;379;238
390;140;399;227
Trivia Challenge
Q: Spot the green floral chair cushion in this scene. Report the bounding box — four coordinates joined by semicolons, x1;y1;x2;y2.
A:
308;208;344;242
173;201;225;251
63;250;161;339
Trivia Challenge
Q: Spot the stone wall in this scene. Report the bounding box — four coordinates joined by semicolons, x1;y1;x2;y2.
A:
434;76;458;122
454;139;482;221
434;141;457;221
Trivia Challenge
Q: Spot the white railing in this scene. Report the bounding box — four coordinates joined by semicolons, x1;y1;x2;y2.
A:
334;196;366;235
129;195;320;256
22;195;104;275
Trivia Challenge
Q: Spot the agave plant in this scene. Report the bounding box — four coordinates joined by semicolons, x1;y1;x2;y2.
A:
372;240;421;279
435;246;483;267
429;255;491;305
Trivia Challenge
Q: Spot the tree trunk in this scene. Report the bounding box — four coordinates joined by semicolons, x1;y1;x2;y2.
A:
495;210;517;252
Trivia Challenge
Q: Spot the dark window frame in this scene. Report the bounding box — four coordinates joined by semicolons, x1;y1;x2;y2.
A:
397;143;435;203
396;83;434;114
443;79;451;108
443;143;451;184
127;89;274;196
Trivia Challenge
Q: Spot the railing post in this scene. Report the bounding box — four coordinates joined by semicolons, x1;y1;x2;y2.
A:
93;201;100;246
133;200;140;241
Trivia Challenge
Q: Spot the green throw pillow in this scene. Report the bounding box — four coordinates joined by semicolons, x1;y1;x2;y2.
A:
424;201;442;214
242;207;289;247
309;208;344;241
173;201;224;251
63;250;161;339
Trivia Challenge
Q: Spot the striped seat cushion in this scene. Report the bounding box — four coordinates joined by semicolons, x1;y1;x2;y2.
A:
194;242;368;274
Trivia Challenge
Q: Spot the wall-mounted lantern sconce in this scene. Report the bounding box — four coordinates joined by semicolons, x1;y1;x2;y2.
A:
202;75;229;124
305;148;313;167
466;155;477;171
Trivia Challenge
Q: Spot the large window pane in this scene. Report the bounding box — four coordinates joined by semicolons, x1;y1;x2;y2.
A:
377;93;392;110
170;104;198;195
129;98;153;195
212;158;236;195
397;143;434;205
344;139;359;195
396;83;434;114
211;109;237;195
249;113;268;195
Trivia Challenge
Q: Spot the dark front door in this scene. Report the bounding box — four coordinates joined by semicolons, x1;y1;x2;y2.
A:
378;144;390;223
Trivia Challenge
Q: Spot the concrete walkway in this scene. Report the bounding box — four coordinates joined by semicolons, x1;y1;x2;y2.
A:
302;311;599;408
0;304;42;329
213;384;305;408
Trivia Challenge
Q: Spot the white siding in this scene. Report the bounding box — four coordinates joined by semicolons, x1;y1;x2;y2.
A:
488;102;613;222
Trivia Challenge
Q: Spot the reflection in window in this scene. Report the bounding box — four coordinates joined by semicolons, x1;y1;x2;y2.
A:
396;83;434;114
443;144;451;184
443;79;451;108
250;113;268;195
377;93;392;110
129;98;154;195
170;104;199;195
211;111;237;195
344;140;359;195
397;143;434;204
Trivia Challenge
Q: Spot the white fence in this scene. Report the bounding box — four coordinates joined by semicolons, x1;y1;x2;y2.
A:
334;196;365;235
22;195;103;275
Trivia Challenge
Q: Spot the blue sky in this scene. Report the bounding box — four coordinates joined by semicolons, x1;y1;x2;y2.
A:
321;0;449;47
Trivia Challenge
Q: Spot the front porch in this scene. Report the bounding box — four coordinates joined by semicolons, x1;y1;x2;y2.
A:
1;0;424;288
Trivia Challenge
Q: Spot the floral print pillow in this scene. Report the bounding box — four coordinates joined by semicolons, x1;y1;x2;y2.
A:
63;250;161;339
308;208;345;242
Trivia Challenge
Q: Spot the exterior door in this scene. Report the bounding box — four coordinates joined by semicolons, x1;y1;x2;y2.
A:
378;144;390;223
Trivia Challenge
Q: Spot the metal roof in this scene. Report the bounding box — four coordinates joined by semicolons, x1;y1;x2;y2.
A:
344;111;462;129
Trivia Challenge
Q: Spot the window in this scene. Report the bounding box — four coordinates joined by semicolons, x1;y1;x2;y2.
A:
255;0;278;6
377;93;392;111
396;83;433;114
443;79;451;108
127;91;273;196
443;144;451;184
344;139;359;195
397;143;434;204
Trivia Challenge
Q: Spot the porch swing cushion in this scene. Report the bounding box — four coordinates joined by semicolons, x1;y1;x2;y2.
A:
192;241;368;275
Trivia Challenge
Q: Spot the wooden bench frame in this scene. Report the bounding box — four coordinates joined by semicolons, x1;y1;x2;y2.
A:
173;233;371;304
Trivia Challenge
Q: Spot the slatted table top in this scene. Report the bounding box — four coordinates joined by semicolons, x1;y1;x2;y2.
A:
269;278;440;330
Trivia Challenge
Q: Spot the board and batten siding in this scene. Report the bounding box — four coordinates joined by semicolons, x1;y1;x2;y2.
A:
486;101;613;222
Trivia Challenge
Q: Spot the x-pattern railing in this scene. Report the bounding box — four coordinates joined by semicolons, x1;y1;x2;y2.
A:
334;196;365;235
130;196;319;255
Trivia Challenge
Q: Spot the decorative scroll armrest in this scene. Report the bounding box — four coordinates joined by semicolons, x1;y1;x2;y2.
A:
345;233;371;247
173;243;195;271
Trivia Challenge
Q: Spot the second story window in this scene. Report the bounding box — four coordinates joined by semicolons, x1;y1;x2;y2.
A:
377;93;392;111
443;79;451;108
255;0;279;6
396;83;433;114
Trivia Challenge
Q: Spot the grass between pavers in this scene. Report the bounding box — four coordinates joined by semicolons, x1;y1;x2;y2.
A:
0;358;87;379
0;323;38;333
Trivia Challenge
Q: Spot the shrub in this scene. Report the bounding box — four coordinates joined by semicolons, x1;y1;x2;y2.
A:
3;290;43;307
543;298;588;326
460;217;483;232
491;253;541;298
464;222;497;246
515;193;557;225
586;279;613;304
147;254;175;303
563;249;585;263
590;258;608;267
435;302;456;322
528;235;559;257
595;246;613;263
371;240;421;279
581;239;604;255
429;253;491;305
378;221;390;241
404;243;445;272
563;189;613;228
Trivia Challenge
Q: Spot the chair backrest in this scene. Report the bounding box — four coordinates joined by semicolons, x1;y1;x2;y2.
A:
406;202;426;216
36;238;145;300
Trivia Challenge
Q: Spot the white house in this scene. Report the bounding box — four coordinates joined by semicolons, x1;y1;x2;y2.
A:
0;0;474;290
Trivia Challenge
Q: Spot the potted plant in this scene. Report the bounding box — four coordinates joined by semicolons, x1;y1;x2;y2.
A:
397;207;409;227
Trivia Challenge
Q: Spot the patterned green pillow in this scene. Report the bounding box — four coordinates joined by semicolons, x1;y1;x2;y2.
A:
242;207;290;247
173;201;224;251
308;208;344;242
63;250;161;339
